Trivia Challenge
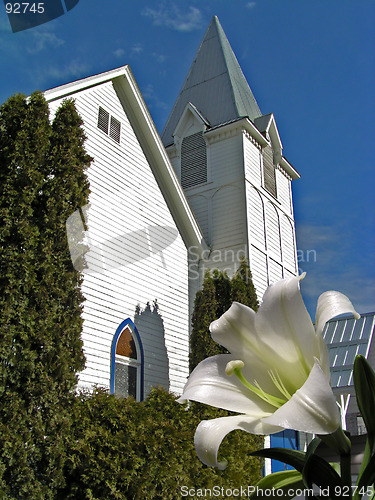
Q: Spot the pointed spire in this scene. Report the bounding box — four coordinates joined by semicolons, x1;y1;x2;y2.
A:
162;16;262;146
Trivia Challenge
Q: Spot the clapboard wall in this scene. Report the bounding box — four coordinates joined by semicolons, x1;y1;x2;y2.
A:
167;116;298;302
243;131;297;298
48;80;190;396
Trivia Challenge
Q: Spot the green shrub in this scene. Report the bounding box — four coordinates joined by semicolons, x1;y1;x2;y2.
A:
60;387;263;499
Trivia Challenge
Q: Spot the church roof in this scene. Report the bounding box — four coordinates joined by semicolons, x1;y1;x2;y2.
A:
44;65;208;256
323;311;375;393
161;16;262;146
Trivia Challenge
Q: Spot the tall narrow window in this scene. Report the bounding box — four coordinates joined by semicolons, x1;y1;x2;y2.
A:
181;132;207;189
110;319;144;400
262;144;277;198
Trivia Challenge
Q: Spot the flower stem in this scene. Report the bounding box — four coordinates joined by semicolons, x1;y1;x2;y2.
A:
340;451;352;498
319;428;352;498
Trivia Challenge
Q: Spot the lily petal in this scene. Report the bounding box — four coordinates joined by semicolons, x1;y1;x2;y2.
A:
194;415;283;470
254;275;319;380
263;359;340;434
210;303;288;395
177;354;275;415
315;290;360;339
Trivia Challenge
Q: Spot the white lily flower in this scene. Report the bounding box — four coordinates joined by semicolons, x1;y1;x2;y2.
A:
178;274;360;470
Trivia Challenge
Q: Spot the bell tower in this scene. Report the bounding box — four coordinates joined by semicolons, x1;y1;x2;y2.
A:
162;16;300;299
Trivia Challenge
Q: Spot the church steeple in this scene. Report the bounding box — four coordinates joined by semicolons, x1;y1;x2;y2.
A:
161;15;262;146
163;16;299;302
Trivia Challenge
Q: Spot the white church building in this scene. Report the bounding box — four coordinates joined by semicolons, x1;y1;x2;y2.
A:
44;16;300;400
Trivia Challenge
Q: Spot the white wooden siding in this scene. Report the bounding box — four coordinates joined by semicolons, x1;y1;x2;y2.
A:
244;134;262;186
208;135;244;186
247;186;266;250
280;215;297;273
49;81;190;396
250;246;268;299
211;185;245;249
265;201;281;261
276;169;292;215
188;194;209;243
268;257;283;284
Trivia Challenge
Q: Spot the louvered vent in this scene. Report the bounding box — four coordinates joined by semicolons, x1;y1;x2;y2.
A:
263;144;277;198
97;107;121;144
181;132;207;189
110;116;121;143
97;107;109;134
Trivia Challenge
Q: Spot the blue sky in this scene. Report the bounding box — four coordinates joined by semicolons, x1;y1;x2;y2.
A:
1;0;374;316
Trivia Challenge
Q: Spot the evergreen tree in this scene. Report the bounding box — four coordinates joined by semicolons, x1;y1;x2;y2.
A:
230;256;259;311
189;271;221;372
190;259;259;371
0;93;90;498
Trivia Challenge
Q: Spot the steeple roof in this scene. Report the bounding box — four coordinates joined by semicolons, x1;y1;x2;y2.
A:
161;16;262;146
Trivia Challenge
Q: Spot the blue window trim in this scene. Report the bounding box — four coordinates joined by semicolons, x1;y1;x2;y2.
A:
110;318;144;401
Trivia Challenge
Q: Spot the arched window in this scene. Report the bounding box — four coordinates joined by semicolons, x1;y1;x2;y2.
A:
110;319;144;400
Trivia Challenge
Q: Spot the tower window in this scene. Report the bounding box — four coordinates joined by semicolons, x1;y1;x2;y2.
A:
97;107;121;144
111;319;144;400
181;132;207;189
262;144;277;198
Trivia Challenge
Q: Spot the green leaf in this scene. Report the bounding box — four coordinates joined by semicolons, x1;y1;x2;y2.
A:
251;447;306;471
250;470;305;499
303;437;322;489
357;454;375;491
353;355;375;436
252;447;343;497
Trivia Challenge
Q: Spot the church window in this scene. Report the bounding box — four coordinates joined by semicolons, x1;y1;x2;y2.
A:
97;107;121;144
110;319;144;400
262;144;277;198
181;132;207;189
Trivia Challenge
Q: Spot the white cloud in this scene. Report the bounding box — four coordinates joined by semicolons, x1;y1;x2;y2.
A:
296;223;375;315
153;53;167;63
142;3;203;32
246;2;256;8
131;43;143;57
113;48;125;58
141;83;168;110
27;30;65;54
31;60;90;87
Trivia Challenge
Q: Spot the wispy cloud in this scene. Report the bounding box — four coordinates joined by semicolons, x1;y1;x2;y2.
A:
27;29;65;54
113;48;125;58
152;52;167;63
296;223;375;315
246;2;256;8
30;60;90;88
130;43;143;57
142;3;203;32
141;83;168;110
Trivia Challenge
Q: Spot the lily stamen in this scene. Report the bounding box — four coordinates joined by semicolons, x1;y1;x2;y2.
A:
269;370;292;400
225;360;286;409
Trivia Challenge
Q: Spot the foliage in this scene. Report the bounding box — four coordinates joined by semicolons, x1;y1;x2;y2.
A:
59;387;263;500
189;257;259;371
0;92;91;498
